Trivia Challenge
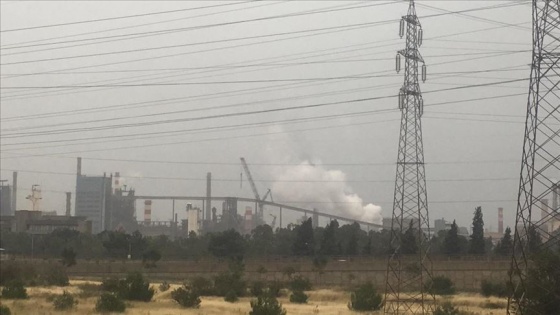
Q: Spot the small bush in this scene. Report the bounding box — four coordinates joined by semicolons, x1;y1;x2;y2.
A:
53;291;78;310
171;286;201;308
480;280;508;297
427;276;455;295
0;305;11;315
433;302;460;315
289;290;308;304
190;276;214;296
61;248;77;267
348;282;383;311
250;294;287;315
214;271;245;297
224;289;239;303
251;281;265;297
118;272;155;301
1;280;28;299
159;281;170;292
289;276;312;291
95;292;126;313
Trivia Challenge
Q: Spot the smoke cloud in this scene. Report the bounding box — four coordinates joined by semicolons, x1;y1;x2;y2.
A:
269;160;382;225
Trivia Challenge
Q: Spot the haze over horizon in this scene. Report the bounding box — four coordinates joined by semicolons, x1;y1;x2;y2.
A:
0;0;536;231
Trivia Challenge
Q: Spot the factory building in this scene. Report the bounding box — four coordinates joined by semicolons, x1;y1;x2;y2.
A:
75;158;137;234
0;210;91;234
0;183;12;216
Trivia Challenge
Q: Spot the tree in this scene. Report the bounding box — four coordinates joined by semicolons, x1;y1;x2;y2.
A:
318;220;339;256
142;248;161;268
517;250;560;314
527;225;542;255
401;220;418;255
61;247;77;267
469;206;485;255
292;218;314;256
443;220;461;256
494;227;513;256
208;229;246;260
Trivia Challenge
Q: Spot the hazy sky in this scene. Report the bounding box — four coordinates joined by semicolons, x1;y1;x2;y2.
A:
0;1;536;231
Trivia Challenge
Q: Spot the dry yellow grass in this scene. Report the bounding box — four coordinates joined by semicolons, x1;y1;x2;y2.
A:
0;281;506;315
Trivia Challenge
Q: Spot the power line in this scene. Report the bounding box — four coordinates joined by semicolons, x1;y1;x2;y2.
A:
0;77;529;139
0;1;252;33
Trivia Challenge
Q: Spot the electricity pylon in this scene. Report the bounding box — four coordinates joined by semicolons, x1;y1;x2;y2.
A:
508;1;560;314
384;1;434;314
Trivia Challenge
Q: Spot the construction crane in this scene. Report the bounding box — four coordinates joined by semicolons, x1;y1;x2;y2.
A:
240;158;276;225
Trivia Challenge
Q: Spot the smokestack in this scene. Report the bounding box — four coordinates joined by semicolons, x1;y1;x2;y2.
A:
77;157;82;177
206;172;211;221
144;200;152;223
11;171;17;214
498;207;504;234
66;192;72;216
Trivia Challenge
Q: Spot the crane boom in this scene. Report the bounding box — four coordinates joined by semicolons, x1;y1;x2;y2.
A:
240;157;261;201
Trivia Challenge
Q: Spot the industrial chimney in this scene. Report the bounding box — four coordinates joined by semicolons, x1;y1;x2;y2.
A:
498;207;504;234
206;172;212;221
144;200;152;224
66;192;72;216
11;171;17;214
77;157;82;177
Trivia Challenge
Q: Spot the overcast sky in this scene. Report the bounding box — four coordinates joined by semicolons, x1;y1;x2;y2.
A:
0;0;536;231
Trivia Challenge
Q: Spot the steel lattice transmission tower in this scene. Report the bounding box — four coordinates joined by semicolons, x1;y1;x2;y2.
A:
384;1;434;314
508;1;560;314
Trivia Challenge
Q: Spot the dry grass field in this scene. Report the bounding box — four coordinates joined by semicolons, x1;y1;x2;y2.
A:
0;280;507;315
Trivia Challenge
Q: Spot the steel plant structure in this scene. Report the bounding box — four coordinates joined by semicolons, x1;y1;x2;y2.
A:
384;0;435;314
508;0;560;314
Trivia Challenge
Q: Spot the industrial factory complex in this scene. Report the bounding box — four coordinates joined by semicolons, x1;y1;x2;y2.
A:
1;157;559;240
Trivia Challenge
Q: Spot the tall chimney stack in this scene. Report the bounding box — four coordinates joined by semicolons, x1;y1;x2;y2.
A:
11;171;17;214
77;157;82;177
144;200;152;223
498;207;504;234
65;192;72;216
206;172;212;221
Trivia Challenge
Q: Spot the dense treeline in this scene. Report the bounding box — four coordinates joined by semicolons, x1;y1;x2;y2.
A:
1;207;531;262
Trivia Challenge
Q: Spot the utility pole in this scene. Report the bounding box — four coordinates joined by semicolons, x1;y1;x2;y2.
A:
384;1;434;314
508;1;559;314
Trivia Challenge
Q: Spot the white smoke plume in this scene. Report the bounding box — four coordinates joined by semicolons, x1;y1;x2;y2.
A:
269;160;382;225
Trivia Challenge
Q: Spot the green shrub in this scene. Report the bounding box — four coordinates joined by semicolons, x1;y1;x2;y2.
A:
251;281;265;297
480;280;508;297
427;276;455;295
95;292;126;313
250;294;287;315
118;272;155;301
224;289;239;303
40;265;69;286
190;276;214;296
433;302;460;315
61;248;77;267
159;281;170;292
1;280;28;299
0;305;11;315
171;286;201;308
53;291;78;310
214;271;245;297
289;290;308;304
289;276;312;291
348;282;383;311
